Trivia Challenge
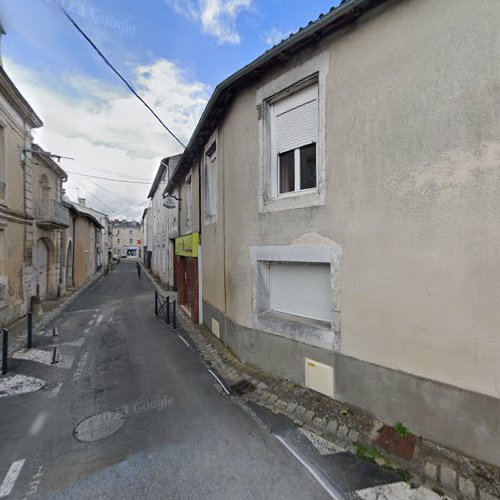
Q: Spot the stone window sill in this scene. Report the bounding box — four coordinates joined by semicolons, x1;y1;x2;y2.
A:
256;310;336;350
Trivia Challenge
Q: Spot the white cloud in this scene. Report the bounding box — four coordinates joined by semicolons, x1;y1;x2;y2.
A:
265;27;292;47
165;0;252;45
5;58;211;219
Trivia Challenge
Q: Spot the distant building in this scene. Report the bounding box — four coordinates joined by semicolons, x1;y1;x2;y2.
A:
111;220;141;258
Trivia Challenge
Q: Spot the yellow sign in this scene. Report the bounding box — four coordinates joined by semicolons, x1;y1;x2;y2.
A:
175;232;199;257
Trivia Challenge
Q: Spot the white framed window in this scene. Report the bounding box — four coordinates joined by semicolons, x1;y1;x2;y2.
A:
204;141;217;222
185;174;192;230
270;262;331;323
270;85;318;198
250;242;341;350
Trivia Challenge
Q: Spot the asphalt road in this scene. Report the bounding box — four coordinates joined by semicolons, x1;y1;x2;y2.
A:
0;260;409;499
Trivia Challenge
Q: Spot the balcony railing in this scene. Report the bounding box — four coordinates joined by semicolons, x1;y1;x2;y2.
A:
33;199;70;228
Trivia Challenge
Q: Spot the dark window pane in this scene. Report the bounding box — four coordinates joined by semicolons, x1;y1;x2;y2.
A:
300;144;316;190
279;150;295;194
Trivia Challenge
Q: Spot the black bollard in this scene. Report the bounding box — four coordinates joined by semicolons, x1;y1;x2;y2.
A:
27;312;33;349
166;296;170;324
155;290;158;316
51;346;58;365
52;326;58;337
2;329;8;375
173;300;177;330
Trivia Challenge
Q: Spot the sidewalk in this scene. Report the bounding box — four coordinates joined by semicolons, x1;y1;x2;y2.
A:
3;272;102;357
142;263;499;500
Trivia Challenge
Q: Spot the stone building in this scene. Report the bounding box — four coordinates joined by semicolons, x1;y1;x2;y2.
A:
111;220;141;258
165;0;500;469
31;144;69;301
0;56;69;326
146;155;180;288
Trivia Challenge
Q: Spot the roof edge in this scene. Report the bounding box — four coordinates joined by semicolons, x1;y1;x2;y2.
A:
165;0;374;193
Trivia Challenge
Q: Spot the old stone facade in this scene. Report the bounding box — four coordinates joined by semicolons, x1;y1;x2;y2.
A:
145;155;180;288
0;62;71;327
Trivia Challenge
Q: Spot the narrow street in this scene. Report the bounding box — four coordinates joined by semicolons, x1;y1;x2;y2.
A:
0;260;412;500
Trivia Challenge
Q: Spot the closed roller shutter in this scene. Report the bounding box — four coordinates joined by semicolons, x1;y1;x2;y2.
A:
270;263;331;323
275;86;318;154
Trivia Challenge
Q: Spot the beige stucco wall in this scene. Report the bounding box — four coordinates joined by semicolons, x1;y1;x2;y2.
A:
204;0;500;399
178;163;200;237
74;217;96;287
200;133;226;316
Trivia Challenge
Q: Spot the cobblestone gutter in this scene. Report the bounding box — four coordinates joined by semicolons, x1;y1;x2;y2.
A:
144;266;500;500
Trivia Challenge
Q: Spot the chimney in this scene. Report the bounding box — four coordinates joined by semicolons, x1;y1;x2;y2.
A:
78;198;86;207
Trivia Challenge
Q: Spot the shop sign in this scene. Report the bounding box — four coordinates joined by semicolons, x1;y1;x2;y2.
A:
175;232;199;257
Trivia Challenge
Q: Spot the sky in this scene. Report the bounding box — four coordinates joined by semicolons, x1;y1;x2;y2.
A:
0;0;340;220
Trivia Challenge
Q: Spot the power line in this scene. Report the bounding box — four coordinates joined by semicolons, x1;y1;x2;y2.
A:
60;7;187;150
86;167;150;181
66;171;151;184
111;200;149;218
84;177;139;205
73;177;114;213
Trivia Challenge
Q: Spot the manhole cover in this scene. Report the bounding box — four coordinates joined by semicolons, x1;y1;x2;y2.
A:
74;411;125;442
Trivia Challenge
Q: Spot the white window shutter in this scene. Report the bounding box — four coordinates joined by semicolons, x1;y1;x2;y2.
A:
274;88;318;154
270;263;331;322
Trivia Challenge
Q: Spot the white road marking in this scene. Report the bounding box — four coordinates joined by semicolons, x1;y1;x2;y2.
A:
178;334;191;348
0;375;46;398
13;349;74;369
88;320;94;326
47;383;63;399
29;412;48;436
72;352;89;380
356;482;452;499
299;428;345;455
96;314;104;327
0;459;26;498
274;434;344;500
92;313;97;319
22;465;44;498
208;369;230;395
83;327;90;334
63;308;99;315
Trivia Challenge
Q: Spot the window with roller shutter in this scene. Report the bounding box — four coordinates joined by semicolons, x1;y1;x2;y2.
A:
270;85;318;197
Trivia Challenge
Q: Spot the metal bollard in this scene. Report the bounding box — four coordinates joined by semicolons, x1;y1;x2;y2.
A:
27;312;33;349
52;326;58;337
154;290;158;316
51;346;58;365
2;329;8;375
166;296;170;324
173;300;177;330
